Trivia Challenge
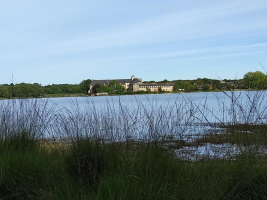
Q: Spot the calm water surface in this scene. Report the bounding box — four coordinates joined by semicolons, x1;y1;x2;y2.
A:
49;90;267;124
1;90;267;159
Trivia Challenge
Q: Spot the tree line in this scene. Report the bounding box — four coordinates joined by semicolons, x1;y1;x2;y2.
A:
0;71;266;98
91;80;125;94
170;71;266;92
0;79;92;98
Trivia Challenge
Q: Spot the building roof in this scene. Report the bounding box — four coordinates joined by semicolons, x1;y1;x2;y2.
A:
91;78;142;85
91;79;132;85
139;83;174;87
130;78;142;84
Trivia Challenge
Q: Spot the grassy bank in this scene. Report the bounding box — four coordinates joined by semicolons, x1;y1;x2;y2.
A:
1;135;267;199
1;91;267;199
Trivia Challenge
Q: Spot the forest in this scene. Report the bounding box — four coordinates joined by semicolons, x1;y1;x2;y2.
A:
0;71;265;98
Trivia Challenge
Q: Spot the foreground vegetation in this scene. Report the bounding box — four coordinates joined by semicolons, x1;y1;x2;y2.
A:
1;133;267;200
1;90;267;199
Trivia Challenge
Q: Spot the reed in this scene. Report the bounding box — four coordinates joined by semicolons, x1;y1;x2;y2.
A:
0;90;267;199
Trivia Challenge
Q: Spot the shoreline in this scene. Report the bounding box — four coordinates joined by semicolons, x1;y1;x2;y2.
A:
0;89;254;100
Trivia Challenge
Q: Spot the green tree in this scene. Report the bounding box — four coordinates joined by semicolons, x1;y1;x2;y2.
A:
115;84;125;93
243;71;266;89
44;85;62;94
183;81;191;92
79;79;92;94
203;84;212;91
14;83;32;97
51;85;62;94
189;85;198;92
108;80;117;93
32;83;44;97
0;85;9;98
173;81;184;92
212;80;222;90
92;83;106;93
173;84;179;92
161;79;168;83
195;79;204;89
202;78;212;85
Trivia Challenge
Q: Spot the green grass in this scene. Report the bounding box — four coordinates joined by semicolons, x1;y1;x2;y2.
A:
1;133;267;199
1;90;267;199
195;123;267;145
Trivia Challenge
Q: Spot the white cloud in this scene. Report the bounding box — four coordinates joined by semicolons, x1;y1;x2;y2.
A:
28;0;266;57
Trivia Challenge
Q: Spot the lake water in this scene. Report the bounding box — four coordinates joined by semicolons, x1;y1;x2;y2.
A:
50;90;265;121
1;90;267;140
1;90;267;159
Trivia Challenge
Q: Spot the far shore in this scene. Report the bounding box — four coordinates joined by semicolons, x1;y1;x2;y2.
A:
0;89;254;101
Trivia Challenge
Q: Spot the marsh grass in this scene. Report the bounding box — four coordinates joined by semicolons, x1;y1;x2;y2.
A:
1;91;267;199
0;134;54;199
1;135;267;199
195;123;267;145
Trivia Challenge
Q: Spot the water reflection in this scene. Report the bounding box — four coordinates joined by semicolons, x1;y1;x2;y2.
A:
175;143;267;161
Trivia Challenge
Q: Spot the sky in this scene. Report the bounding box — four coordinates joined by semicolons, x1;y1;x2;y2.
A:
1;0;267;85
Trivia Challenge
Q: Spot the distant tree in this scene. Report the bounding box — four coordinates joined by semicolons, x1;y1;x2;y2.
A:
115;84;125;93
44;85;62;94
52;85;63;94
159;79;168;83
223;83;233;90
195;79;204;88
173;84;179;92
32;83;44;97
92;83;106;93
14;83;32;97
189;85;198;92
243;71;266;89
92;84;100;93
212;80;222;90
183;81;191;91
173;80;184;92
43;87;52;94
202;84;212;91
79;79;92;94
202;78;212;85
235;79;245;89
108;80;117;93
0;85;9;98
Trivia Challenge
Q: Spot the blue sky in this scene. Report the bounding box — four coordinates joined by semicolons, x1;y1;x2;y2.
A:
1;0;267;85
